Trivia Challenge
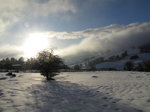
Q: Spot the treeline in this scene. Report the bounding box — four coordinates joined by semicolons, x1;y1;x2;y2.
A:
124;60;150;71
0;57;67;71
0;57;24;71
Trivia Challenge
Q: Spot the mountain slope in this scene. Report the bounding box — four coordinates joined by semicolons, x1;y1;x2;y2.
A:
73;44;150;71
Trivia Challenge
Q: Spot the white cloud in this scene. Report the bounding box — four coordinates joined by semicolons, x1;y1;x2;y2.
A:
0;0;25;35
0;45;23;59
0;0;77;17
0;0;77;35
0;0;120;36
45;31;81;39
27;0;77;16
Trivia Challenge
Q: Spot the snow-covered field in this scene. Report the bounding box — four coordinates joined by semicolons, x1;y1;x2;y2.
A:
0;71;150;112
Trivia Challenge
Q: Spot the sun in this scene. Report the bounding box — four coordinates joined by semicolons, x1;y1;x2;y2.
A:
22;32;49;58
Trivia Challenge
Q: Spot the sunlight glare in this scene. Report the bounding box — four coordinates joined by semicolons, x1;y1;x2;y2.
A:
22;32;49;58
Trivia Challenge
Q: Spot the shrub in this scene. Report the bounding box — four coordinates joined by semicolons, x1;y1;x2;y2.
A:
136;61;150;71
124;61;134;71
130;55;139;60
36;50;64;80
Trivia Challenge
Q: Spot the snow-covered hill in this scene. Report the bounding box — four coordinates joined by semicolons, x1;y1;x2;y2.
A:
96;54;150;70
95;48;150;70
73;45;150;71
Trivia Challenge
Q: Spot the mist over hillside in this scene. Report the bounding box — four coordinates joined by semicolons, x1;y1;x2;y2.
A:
60;22;150;65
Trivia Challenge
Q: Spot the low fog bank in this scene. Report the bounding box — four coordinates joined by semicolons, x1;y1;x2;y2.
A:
58;22;150;64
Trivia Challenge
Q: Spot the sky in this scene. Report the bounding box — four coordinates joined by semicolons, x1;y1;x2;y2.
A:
0;0;150;63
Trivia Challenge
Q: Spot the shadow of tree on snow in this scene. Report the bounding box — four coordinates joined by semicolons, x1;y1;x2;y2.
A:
28;81;143;112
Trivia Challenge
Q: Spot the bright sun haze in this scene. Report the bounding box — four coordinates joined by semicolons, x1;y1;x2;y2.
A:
22;32;49;58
